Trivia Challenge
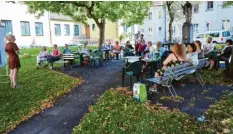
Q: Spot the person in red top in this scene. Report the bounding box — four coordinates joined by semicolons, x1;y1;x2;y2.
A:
135;40;140;52
52;44;60;57
138;39;147;56
47;44;61;68
5;34;20;88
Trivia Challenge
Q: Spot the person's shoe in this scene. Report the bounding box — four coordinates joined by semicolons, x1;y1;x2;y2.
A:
149;87;158;93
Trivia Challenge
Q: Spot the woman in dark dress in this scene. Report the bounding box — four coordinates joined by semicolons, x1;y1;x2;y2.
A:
5;34;20;88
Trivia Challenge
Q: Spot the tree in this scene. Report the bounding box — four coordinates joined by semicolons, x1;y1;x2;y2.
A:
222;2;233;78
165;1;199;43
23;1;153;48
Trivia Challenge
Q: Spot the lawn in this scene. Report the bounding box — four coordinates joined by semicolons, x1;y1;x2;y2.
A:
0;46;97;133
73;89;210;134
73;70;233;134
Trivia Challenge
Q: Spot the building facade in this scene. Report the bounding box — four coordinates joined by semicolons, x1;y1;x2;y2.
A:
139;1;167;44
0;2;119;47
140;1;233;43
87;19;118;43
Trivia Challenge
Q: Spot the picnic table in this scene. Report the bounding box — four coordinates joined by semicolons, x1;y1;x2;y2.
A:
141;57;161;77
102;48;112;60
124;56;141;63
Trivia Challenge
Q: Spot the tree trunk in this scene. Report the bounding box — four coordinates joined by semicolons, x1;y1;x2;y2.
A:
98;19;106;49
226;47;233;78
166;2;174;43
168;20;173;43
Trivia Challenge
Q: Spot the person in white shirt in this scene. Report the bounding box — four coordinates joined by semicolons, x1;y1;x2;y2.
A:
203;37;216;69
186;43;198;66
203;37;214;56
147;41;155;54
36;46;49;68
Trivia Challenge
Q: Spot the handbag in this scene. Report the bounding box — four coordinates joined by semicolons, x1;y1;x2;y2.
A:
133;83;147;102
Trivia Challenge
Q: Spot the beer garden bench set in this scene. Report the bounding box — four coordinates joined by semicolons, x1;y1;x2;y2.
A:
121;50;208;98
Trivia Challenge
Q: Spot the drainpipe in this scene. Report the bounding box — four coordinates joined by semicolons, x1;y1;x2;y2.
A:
48;12;52;46
164;4;167;42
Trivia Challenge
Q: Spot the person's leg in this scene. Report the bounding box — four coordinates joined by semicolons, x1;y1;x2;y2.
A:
10;69;13;87
209;59;215;69
221;56;230;69
116;53;119;60
36;56;40;67
12;68;18;88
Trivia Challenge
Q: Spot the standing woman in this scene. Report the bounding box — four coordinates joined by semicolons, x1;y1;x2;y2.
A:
5;34;20;88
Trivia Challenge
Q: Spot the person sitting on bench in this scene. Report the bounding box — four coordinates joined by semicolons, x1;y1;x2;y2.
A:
220;39;232;69
150;43;186;92
80;41;91;65
36;46;49;69
113;41;121;59
186;43;198;66
47;44;61;65
63;44;72;54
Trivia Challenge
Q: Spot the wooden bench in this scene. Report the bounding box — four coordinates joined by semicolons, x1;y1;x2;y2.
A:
146;58;207;98
49;54;75;69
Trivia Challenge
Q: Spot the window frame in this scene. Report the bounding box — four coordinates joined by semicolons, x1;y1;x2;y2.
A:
158;10;161;18
193;4;199;13
207;1;214;11
20;21;31;36
92;24;95;30
74;25;79;36
1;20;13;35
64;24;70;36
35;22;43;36
54;24;61;36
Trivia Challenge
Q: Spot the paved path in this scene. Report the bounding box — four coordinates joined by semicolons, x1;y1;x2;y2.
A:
9;60;124;134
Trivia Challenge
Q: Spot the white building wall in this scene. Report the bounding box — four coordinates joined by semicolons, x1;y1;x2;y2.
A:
139;6;157;44
50;20;84;46
141;1;233;43
169;1;233;42
192;1;233;38
138;4;167;44
0;2;51;47
0;2;86;47
117;20;140;44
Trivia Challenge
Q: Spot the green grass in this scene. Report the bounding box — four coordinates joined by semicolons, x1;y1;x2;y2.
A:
73;88;233;133
0;46;100;133
73;89;212;134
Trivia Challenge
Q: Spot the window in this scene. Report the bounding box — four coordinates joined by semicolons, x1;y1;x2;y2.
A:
196;34;204;39
207;1;213;10
54;24;61;36
158;11;161;18
222;20;230;30
206;32;220;38
149;12;152;19
193;23;199;32
20;21;30;36
206;22;210;31
193;4;199;13
131;25;134;33
0;20;13;35
92;24;95;30
64;24;70;36
222;31;231;37
149;28;152;32
123;25;127;33
35;22;43;36
74;25;79;36
159;27;162;34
